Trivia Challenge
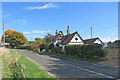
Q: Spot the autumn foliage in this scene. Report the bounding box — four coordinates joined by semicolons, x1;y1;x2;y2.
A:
1;29;28;48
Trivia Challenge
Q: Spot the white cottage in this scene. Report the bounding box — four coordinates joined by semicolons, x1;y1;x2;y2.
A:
51;26;85;48
51;26;104;50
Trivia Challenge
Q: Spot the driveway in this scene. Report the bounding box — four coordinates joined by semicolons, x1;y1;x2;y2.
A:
14;49;119;79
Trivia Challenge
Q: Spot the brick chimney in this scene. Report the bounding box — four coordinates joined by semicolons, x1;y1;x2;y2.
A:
67;26;70;35
55;30;58;35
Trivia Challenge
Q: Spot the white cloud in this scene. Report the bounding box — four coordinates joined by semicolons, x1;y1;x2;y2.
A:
28;35;38;37
32;30;51;34
26;3;59;10
23;32;31;34
33;31;46;34
100;37;118;42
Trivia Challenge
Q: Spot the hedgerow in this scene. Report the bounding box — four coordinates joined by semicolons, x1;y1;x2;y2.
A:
65;44;104;59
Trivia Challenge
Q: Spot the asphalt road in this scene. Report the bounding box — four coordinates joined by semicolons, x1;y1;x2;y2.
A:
14;49;119;79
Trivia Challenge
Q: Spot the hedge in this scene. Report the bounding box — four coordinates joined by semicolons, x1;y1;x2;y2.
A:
51;47;62;54
65;44;104;59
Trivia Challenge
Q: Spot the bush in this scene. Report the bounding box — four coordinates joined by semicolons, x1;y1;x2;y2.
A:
103;47;108;58
65;44;103;59
34;47;40;52
49;43;54;49
29;45;35;51
40;44;45;51
51;47;62;54
45;45;49;52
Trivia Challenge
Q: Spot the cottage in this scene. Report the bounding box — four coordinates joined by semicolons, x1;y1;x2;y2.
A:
51;26;85;48
51;26;104;50
83;37;104;46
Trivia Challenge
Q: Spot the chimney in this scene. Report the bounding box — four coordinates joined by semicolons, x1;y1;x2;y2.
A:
55;30;58;35
67;26;70;35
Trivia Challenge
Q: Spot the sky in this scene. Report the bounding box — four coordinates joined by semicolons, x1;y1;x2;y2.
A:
1;2;118;42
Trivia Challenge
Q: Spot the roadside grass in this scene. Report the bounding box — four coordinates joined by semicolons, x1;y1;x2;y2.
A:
46;52;105;63
2;49;55;79
14;48;105;63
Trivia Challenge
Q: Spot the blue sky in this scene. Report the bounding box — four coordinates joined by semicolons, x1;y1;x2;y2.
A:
1;2;118;42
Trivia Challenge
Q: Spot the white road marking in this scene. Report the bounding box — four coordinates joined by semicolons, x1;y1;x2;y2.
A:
37;54;115;78
61;62;115;78
93;64;104;67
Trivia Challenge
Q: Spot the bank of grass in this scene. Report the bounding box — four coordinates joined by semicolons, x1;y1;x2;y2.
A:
2;49;55;79
46;52;105;63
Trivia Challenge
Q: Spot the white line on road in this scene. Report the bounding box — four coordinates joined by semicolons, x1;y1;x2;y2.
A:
37;54;115;78
93;64;104;67
60;61;115;78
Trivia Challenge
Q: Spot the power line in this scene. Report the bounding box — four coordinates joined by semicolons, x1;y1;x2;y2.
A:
14;2;48;20
6;2;48;22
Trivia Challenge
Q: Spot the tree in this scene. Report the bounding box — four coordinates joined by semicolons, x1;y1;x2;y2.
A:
43;33;54;43
114;40;120;43
35;38;42;41
1;29;28;48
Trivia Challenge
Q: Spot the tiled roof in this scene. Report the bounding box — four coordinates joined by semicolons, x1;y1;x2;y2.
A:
51;34;59;43
60;31;84;45
83;37;104;45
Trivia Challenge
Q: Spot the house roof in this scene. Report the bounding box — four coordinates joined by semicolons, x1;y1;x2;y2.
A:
83;37;104;45
51;34;59;43
60;31;84;45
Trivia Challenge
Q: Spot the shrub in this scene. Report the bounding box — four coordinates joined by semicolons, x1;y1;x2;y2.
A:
29;44;35;51
65;44;103;59
40;44;45;51
51;47;62;54
103;47;108;58
45;45;49;52
49;43;54;49
34;47;40;52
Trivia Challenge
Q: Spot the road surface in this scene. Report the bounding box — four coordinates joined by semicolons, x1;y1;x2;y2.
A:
14;49;119;79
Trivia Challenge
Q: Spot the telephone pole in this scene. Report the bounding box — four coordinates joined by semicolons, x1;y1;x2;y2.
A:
3;21;5;47
91;27;92;39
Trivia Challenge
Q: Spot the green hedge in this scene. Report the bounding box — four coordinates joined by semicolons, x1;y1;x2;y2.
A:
65;44;104;59
51;47;62;54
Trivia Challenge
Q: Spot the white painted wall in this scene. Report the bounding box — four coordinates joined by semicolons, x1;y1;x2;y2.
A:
68;34;84;45
54;40;58;45
94;39;102;44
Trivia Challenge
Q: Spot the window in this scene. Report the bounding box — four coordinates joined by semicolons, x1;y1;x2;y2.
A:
75;38;78;41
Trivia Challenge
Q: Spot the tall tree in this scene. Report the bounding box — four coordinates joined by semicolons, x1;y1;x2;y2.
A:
43;33;54;43
1;29;28;48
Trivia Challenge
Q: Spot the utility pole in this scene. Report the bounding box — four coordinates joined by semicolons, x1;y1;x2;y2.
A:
3;21;5;47
91;27;92;39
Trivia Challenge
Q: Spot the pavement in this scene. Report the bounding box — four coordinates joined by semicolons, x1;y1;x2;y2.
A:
14;49;119;79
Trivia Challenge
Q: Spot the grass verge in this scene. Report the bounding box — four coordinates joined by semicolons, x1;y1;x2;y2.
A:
46;52;105;63
2;50;55;79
